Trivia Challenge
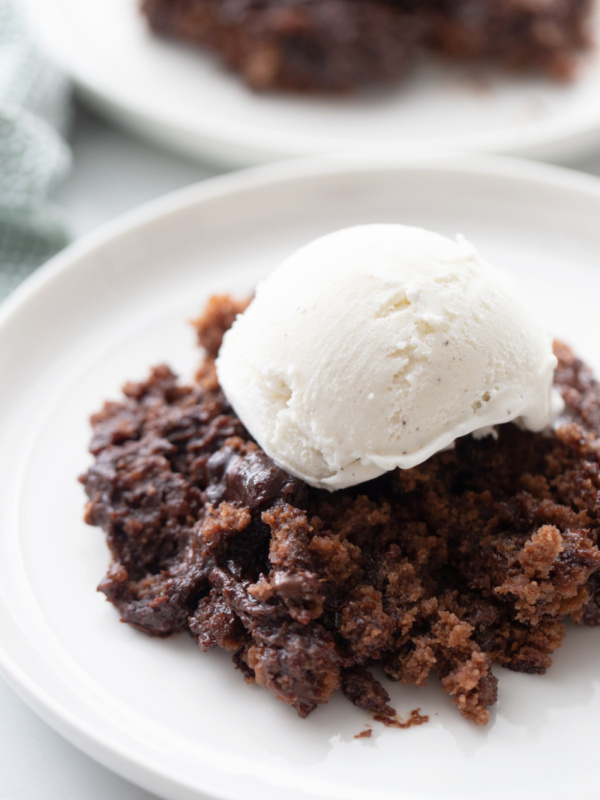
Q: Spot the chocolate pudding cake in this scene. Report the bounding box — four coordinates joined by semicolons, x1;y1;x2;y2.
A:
81;294;600;726
140;0;594;91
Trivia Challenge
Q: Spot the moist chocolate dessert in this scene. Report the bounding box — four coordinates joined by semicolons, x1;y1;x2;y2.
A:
140;0;594;92
81;295;600;726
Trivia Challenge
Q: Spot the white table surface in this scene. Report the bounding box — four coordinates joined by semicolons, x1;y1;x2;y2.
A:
3;102;600;800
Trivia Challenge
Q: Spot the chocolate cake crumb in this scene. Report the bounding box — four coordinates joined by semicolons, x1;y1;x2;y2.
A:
81;295;600;725
374;708;429;730
192;294;250;359
354;726;373;739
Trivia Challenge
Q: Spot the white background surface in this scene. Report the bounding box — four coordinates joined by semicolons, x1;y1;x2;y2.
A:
3;105;600;800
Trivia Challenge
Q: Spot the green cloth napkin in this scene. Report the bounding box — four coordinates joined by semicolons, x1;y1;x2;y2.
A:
0;0;71;301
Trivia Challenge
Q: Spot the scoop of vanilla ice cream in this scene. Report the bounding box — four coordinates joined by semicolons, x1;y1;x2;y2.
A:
216;224;561;490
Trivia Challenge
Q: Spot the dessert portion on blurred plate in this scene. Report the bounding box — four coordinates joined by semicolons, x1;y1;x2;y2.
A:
141;0;594;91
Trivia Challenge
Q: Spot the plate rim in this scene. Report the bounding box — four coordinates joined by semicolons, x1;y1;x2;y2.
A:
3;153;600;800
5;151;600;329
18;0;600;165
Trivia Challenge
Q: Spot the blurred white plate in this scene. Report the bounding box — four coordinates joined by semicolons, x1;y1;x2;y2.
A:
18;0;600;166
2;156;600;800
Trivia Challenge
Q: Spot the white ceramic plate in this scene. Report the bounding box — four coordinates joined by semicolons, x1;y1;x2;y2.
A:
18;0;600;166
2;156;600;800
